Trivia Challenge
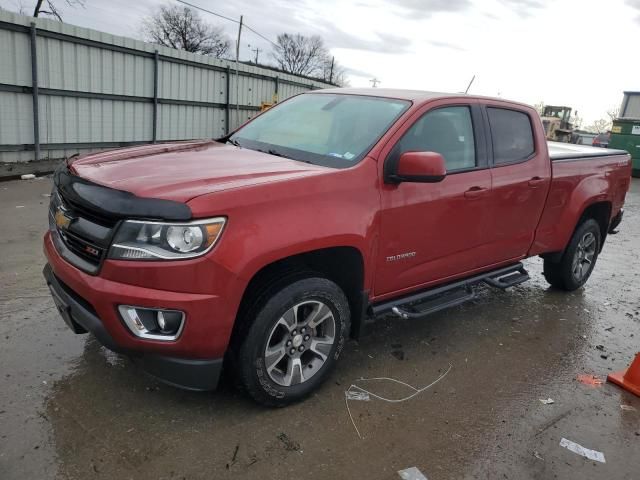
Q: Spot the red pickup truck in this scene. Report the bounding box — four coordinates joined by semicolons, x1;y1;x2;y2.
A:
43;89;632;406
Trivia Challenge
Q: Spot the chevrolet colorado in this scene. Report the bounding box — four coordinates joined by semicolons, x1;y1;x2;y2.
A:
43;88;632;406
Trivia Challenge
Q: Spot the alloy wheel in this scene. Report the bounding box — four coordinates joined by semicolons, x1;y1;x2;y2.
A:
264;300;336;387
572;231;596;281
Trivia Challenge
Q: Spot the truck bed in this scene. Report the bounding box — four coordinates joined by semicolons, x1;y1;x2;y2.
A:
530;142;632;258
548;141;628;161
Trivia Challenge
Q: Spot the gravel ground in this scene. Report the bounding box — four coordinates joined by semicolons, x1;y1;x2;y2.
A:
1;176;639;480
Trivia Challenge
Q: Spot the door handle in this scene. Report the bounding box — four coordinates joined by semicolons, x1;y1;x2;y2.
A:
528;176;545;187
464;186;488;199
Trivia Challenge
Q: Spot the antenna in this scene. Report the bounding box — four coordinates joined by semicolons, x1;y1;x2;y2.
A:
464;75;475;94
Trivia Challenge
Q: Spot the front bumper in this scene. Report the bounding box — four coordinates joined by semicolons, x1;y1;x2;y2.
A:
43;264;223;391
42;227;241;391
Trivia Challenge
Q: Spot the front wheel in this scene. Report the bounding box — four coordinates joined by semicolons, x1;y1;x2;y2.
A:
543;219;601;291
236;277;350;407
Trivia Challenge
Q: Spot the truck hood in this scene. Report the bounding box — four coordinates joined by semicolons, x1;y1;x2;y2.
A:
69;140;330;203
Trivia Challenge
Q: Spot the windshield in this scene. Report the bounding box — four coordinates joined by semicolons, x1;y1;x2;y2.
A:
229;93;410;168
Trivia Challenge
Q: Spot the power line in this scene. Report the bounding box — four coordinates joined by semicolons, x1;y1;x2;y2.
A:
173;0;279;49
242;24;278;49
174;0;239;24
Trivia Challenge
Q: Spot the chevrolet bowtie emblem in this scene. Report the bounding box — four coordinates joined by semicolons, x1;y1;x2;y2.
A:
54;207;73;230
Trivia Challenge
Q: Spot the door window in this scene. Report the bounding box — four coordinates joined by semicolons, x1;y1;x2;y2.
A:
487;108;535;164
390;106;476;171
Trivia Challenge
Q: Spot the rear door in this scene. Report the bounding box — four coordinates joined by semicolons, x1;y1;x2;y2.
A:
375;99;493;296
481;103;551;264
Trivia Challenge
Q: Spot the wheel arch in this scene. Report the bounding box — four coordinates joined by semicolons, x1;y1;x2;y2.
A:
577;201;611;252
230;246;367;348
542;200;612;262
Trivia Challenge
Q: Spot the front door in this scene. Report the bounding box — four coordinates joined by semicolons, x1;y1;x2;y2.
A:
375;101;493;297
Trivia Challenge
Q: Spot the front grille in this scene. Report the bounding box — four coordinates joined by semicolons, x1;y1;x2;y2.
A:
61;195;118;229
50;189;116;274
59;230;105;265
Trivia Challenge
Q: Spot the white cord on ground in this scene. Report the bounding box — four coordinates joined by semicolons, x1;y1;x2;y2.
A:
345;364;453;439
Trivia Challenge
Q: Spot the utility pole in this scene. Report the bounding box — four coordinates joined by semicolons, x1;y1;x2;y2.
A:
369;77;380;88
235;15;243;129
329;56;334;84
250;46;261;64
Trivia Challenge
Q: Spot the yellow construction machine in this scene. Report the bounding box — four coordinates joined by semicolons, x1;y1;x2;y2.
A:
541;105;573;142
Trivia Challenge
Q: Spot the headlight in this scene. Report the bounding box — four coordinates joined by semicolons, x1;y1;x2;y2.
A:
108;217;226;260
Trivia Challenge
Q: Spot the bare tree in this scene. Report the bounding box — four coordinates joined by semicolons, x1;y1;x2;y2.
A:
318;56;349;86
33;0;84;21
587;118;610;133
330;67;349;87
3;0;29;15
142;4;231;58
606;107;620;122
271;33;329;77
587;106;620;133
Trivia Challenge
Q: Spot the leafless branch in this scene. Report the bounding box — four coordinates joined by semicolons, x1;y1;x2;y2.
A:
141;4;231;58
33;0;84;21
271;33;329;77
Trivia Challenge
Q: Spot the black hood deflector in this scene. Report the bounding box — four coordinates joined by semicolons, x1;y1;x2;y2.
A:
54;166;192;222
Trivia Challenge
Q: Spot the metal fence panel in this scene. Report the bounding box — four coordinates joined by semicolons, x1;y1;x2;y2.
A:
0;28;31;86
0;10;333;170
157;103;225;140
0;91;33;143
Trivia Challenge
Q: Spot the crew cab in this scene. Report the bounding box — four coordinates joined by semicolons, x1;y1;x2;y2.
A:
43;89;632;406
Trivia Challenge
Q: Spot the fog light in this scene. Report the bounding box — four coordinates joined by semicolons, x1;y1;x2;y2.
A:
156;310;183;334
118;306;185;341
157;311;167;330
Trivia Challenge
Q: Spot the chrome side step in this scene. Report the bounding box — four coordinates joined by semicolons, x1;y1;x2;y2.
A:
390;286;476;319
483;265;530;289
372;263;529;320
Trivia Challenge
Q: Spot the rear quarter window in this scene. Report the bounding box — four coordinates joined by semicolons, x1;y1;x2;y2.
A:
487;107;535;164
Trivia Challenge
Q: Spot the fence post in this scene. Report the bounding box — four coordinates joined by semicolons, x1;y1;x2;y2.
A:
29;22;40;162
152;50;159;143
225;65;231;135
274;76;279;104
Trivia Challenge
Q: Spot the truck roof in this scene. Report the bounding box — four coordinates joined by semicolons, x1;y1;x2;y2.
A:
315;87;532;109
316;87;452;101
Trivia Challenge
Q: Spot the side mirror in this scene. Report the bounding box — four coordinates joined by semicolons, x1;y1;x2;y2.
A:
391;151;447;183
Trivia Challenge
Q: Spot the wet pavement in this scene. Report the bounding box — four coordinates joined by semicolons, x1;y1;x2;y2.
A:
1;177;639;480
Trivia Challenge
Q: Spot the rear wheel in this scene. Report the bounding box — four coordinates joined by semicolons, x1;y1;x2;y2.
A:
235;277;350;406
543;219;601;291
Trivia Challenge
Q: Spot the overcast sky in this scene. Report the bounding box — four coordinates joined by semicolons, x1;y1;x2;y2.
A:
2;0;639;124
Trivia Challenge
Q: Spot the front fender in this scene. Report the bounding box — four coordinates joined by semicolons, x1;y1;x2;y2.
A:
187;157;381;303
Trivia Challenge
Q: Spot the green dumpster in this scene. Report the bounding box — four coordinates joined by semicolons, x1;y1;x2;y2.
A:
610;118;640;177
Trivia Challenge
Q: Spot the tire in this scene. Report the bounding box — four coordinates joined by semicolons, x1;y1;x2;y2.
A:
235;276;350;407
543;219;601;291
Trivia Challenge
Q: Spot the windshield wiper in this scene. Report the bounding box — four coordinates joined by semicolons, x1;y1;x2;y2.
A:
266;149;291;159
253;147;290;159
252;147;314;164
227;138;241;147
266;149;313;164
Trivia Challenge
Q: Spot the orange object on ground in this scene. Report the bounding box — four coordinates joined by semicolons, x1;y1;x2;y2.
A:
577;374;603;386
607;352;640;397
